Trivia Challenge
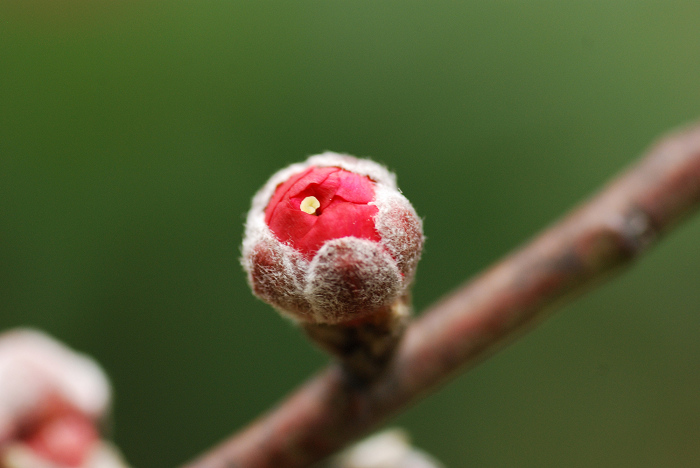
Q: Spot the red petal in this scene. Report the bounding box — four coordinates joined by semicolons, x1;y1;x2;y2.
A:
265;167;380;258
332;170;375;203
296;202;379;255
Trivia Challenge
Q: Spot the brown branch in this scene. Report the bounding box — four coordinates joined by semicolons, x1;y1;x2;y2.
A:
182;121;700;468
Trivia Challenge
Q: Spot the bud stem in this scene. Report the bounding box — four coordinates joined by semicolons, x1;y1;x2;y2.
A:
301;295;411;382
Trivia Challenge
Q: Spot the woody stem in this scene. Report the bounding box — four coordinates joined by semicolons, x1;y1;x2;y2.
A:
301;294;411;382
182;120;700;468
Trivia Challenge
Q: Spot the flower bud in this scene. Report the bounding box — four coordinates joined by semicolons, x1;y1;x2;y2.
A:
242;152;424;325
0;329;129;468
329;428;444;468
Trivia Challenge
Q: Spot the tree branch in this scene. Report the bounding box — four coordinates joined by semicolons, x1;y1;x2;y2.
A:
182;121;700;468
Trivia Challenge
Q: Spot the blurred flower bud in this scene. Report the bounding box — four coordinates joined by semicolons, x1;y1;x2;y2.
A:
328;428;444;468
242;153;424;325
0;329;129;468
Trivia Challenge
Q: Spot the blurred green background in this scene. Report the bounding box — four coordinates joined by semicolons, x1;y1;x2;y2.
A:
1;2;700;467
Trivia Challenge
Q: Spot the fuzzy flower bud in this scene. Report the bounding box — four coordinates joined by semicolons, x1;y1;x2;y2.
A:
0;329;129;468
242;152;423;325
329;428;444;468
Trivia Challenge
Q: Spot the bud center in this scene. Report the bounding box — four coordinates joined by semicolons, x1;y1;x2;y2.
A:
300;196;321;215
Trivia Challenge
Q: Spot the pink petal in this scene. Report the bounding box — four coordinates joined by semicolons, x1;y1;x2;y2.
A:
25;412;98;467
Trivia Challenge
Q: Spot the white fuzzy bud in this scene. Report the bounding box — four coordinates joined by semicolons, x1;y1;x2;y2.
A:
329;429;444;468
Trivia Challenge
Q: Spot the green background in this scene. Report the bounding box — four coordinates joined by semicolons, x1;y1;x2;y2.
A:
2;2;700;467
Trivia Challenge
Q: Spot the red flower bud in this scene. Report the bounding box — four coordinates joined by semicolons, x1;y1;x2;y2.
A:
242;153;424;325
0;329;114;468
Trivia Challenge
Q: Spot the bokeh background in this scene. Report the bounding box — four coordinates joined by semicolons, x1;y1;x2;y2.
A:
2;2;700;467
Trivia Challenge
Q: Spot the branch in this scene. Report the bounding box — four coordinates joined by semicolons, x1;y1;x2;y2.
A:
182;121;700;468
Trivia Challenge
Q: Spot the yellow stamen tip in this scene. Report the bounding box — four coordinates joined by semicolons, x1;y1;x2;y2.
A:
300;196;321;215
